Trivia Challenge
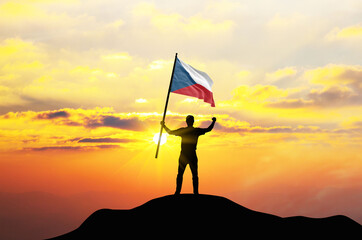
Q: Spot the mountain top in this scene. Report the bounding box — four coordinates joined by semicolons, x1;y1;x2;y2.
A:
49;194;362;239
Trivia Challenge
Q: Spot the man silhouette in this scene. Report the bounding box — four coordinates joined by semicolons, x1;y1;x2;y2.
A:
161;115;216;195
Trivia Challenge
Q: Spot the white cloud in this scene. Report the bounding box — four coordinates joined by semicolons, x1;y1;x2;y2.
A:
135;98;148;103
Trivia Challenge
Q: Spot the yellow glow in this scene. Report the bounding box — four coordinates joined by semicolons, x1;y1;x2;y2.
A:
133;2;234;35
305;64;361;85
336;25;362;38
326;25;362;41
237;70;251;78
102;52;131;61
266;67;297;82
153;132;167;145
231;84;289;102
183;16;234;33
0;2;43;17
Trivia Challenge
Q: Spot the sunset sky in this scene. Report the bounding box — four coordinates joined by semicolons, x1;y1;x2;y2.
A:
0;0;361;238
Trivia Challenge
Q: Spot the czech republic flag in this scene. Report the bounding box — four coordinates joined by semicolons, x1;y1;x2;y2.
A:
171;57;215;107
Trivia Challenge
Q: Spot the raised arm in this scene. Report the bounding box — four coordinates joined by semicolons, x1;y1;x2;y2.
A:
160;121;179;135
204;117;216;133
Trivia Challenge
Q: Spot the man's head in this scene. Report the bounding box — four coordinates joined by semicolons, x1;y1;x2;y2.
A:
186;115;194;126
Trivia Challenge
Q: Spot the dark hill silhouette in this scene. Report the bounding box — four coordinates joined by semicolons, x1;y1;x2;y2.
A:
48;194;361;239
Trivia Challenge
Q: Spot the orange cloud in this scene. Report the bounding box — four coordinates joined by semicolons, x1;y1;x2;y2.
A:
1;107;360;154
267;65;362;109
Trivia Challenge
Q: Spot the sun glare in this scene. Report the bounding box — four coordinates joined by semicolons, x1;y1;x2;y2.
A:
153;132;168;145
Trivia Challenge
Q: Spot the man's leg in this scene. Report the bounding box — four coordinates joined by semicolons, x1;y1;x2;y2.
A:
189;153;199;194
175;154;187;195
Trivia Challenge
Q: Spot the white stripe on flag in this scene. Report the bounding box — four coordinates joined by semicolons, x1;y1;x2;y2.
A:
179;59;214;92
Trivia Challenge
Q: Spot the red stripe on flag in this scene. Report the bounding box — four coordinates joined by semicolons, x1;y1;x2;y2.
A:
172;84;215;107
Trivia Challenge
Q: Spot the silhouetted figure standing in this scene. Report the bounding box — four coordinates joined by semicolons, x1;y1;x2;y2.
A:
161;115;216;195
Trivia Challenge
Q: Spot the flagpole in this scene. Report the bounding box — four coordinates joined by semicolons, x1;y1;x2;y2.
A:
155;53;178;158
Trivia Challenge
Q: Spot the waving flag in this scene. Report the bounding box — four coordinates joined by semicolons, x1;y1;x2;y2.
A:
156;53;216;158
171;57;215;107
